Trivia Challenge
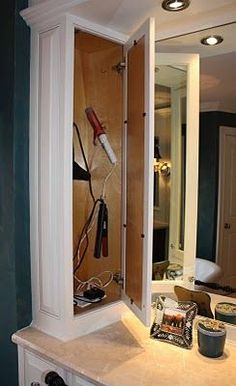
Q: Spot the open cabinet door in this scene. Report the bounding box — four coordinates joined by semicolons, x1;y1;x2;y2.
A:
122;18;155;325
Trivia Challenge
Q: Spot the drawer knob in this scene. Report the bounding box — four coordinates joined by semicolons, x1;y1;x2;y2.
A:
31;383;41;386
45;371;68;386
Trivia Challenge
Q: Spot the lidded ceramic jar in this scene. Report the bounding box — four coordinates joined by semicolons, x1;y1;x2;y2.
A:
197;319;226;358
166;263;183;280
215;302;236;325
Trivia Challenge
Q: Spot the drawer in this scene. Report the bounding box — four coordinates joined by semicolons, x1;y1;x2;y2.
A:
23;350;67;386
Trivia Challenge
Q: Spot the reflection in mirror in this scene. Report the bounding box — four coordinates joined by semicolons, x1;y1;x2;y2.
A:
153;64;186;281
156;22;236;301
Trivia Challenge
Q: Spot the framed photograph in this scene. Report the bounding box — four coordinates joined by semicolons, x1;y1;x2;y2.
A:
150;297;198;349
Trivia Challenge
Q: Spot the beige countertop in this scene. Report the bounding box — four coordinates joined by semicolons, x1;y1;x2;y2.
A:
12;311;236;386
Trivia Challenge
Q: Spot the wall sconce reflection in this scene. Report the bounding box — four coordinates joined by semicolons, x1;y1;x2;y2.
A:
154;158;171;177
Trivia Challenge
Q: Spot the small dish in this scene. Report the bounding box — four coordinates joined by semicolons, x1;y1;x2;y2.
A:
215;302;236;325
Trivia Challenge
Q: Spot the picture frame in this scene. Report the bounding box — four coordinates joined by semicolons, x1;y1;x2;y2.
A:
150;296;198;349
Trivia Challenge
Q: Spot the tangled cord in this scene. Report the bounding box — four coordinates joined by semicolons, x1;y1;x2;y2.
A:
74;270;114;295
73;163;117;273
73;121;118;297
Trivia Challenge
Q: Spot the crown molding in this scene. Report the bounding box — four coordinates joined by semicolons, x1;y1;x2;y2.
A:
20;0;129;42
20;0;89;28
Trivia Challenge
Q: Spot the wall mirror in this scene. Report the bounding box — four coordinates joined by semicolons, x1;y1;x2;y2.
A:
152;52;199;293
154;22;236;304
153;64;187;274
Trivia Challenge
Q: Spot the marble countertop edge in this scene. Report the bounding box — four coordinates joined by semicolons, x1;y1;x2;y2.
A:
12;331;107;386
12;312;236;386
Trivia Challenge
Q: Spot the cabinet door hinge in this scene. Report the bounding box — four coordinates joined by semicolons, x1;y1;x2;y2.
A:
113;272;124;287
113;61;126;74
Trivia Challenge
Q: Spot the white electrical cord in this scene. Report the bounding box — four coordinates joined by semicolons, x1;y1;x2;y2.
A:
74;204;99;267
74;270;114;294
101;163;117;199
74;156;118;297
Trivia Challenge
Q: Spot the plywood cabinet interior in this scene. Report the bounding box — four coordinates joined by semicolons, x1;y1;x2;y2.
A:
73;31;123;313
72;31;151;316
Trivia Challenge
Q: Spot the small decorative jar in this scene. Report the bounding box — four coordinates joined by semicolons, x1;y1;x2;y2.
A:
166;263;183;280
197;319;226;358
215;302;236;325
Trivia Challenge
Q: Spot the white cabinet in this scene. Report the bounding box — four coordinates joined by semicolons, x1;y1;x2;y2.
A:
20;350;67;386
20;0;155;341
18;0;201;345
19;349;96;386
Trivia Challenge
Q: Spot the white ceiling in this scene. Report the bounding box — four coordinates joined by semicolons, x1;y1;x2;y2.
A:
155;65;186;88
200;52;236;112
157;23;236;58
157;23;236;112
28;0;236;36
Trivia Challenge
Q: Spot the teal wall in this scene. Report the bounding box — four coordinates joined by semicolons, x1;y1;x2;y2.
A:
197;111;236;262
0;1;31;385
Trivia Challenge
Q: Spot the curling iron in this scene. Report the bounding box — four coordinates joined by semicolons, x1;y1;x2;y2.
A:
85;107;117;165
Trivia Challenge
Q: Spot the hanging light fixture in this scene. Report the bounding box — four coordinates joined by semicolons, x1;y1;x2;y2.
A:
201;35;224;46
154;160;171;176
162;0;190;12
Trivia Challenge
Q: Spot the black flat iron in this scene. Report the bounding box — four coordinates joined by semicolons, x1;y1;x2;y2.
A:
73;123;91;181
73;148;90;181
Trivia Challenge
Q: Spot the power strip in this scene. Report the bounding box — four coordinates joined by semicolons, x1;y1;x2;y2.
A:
74;295;107;308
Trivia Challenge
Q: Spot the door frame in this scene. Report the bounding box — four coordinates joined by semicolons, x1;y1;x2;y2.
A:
168;86;186;265
216;126;236;270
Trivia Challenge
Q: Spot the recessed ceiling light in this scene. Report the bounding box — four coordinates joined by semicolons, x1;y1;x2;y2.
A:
201;35;224;46
162;0;190;12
